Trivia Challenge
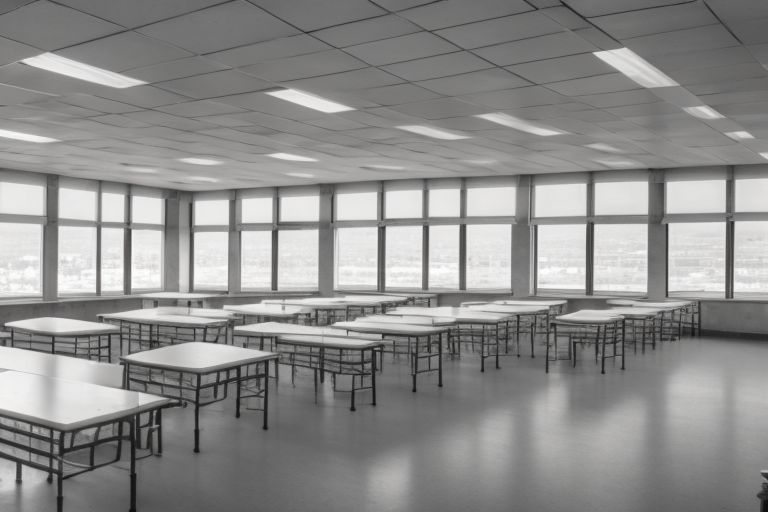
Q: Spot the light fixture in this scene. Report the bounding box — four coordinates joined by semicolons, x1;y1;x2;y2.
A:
21;53;146;89
265;88;354;113
725;131;754;140
475;113;566;136
593;47;678;88
396;125;470;140
366;164;405;170
286;172;314;178
177;157;222;166
586;143;623;153
0;128;58;143
594;158;640;168
267;153;318;162
760;152;768;161
682;106;724;120
188;176;219;183
125;166;158;174
464;159;497;165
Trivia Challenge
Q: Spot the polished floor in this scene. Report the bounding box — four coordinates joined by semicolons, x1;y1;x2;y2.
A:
1;335;766;512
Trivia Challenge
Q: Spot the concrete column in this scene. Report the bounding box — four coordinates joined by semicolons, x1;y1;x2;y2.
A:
164;192;190;292
318;185;334;296
42;175;58;301
228;192;241;294
511;176;533;297
647;170;666;299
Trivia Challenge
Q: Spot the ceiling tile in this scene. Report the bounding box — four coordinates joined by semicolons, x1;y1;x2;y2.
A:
368;0;435;10
382;52;492;82
55;0;225;28
473;31;598;66
653;46;758;74
417;68;530;96
668;62;768;87
398;0;532;30
0;0;122;50
574;89;663;108
625;24;741;58
564;0;687;18
388;97;488;119
96;85;191;108
507;53;616;84
156;70;271;99
312;14;421;47
435;11;564;50
204;35;331;69
137;1;300;54
124;57;230;84
589;2;719;40
238;50;367;82
0;62;109;96
462;85;569;109
344;32;459;66
0;83;56;105
285;67;403;93
155;100;247;118
58;94;142;114
725;18;768;45
544;73;639;97
0;35;39;66
248;0;386;31
352;83;441;106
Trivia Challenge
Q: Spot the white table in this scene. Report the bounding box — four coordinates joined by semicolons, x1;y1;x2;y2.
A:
262;295;407;324
607;299;699;339
223;303;314;324
140;292;220;308
235;324;383;411
493;299;568;315
608;306;665;351
549;310;625;374
465;303;549;358
5;317;120;362
0;371;170;512
0;345;122;387
121;342;278;453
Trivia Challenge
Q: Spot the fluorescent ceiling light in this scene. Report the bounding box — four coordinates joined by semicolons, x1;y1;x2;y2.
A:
267;153;318;162
188;176;219;183
178;157;221;166
682;105;724;120
595;158;640;168
725;131;754;140
125;166;158;174
366;164;405;170
21;53;146;89
396;125;470;140
465;159;497;165
760;153;768;161
265;88;354;113
593;47;678;88
0;128;58;143
475;113;566;136
586;143;623;153
287;172;314;178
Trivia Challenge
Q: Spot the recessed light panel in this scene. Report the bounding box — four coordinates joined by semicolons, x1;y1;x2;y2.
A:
22;53;146;89
475;113;566;136
593;47;678;88
0;128;58;143
396;125;470;140
178;157;222;166
586;143;623;153
683;106;724;120
267;153;318;162
725;131;754;140
287;172;314;178
265;88;354;113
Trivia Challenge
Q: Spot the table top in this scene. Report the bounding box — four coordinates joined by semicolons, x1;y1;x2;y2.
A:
235;322;340;337
153;307;237;319
336;294;409;304
388;306;510;323
608;306;665;318
465;303;549;315
554;310;624;324
606;299;691;309
331;321;451;336
494;299;568;307
223;303;314;316
121;342;277;373
355;314;458;327
0;346;123;388
5;317;120;336
0;371;171;432
276;334;384;350
99;309;230;327
141;292;220;300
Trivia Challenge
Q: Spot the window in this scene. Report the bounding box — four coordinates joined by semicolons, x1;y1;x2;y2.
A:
534;184;586;217
241;231;272;290
537;224;586;290
666;180;725;214
594;182;648;215
194;199;229;226
102;192;125;223
428;189;459;217
385;189;422;219
593;224;647;293
101;227;124;293
131;230;163;290
668;222;725;294
58;226;96;294
466;187;515;216
336;192;377;221
734;221;768;295
242;197;273;223
735;178;768;213
59;188;97;221
429;225;459;288
0;182;45;216
386;226;422;288
280;195;319;222
193;232;229;290
336;227;378;288
466;224;511;289
0;223;42;297
132;196;164;225
278;230;318;289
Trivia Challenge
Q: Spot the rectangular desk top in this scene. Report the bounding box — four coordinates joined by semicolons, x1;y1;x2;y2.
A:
335;294;409;304
141;292;220;300
0;346;122;388
494;299;568;307
276;334;384;350
466;303;549;314
608;306;665;318
355;314;458;327
223;303;314;316
235;322;339;337
554;310;624;324
99;309;229;327
388;307;511;323
121;342;277;373
0;371;171;432
5;317;120;336
331;321;450;336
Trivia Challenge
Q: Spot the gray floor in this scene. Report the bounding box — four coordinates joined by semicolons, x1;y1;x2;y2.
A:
1;335;766;512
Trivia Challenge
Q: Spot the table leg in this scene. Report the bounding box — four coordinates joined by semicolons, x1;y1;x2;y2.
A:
438;333;443;388
129;417;137;512
235;367;242;418
194;375;201;453
263;362;269;430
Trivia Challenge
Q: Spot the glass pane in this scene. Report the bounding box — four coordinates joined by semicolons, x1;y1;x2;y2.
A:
0;182;45;216
278;230;318;289
593;224;647;292
668;222;725;294
336;227;378;288
194;199;229;226
0;223;41;297
336;192;377;221
242;197;273;223
58;226;96;294
102;192;125;223
386;226;422;288
59;188;97;221
193;232;229;290
241;231;272;290
131;230;163;290
466;224;511;289
101;227;124;293
666;181;725;214
534;184;586;217
428;189;459;217
385;190;423;219
537;224;586;290
280;196;319;222
132;196;164;225
734;221;768;294
594;182;648;215
466;187;515;216
429;225;459;288
735;179;768;213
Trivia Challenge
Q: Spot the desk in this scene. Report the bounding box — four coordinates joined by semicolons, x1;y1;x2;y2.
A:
223;303;314;324
262;295;408;324
121;342;277;453
382;292;437;307
331;320;445;392
235;324;382;411
606;299;695;340
0;371;170;512
140;292;220;308
608;306;664;351
5;317;119;362
465;303;548;358
493;299;568;315
549;310;624;374
99;308;229;354
0;345;122;387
